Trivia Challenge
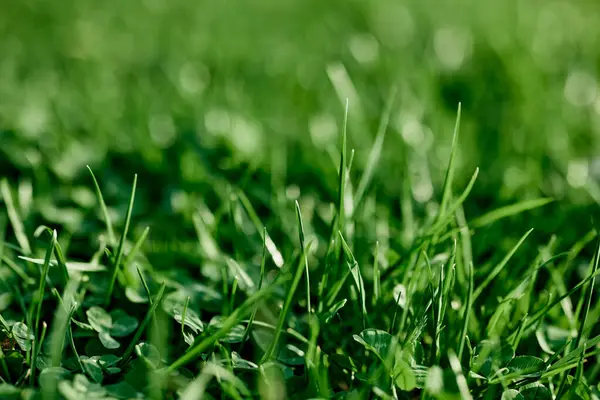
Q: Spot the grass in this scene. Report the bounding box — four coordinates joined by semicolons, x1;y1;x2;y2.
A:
1;111;599;398
1;1;600;398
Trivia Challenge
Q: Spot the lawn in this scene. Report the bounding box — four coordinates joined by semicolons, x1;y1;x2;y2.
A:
1;0;600;399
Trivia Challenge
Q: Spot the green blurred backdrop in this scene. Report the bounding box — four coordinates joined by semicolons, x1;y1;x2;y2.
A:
2;0;600;244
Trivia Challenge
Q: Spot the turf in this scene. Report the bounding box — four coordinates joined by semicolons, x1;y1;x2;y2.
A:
1;1;600;399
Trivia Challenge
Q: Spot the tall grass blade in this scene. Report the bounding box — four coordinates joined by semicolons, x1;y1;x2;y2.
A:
170;281;278;370
337;99;349;236
458;261;474;359
30;229;56;385
472;228;533;300
295;201;311;314
470;198;554;228
236;190;284;268
0;179;31;255
121;282;166;365
438;103;462;218
353;90;396;212
338;232;366;329
105;174;137;305
86;166;116;245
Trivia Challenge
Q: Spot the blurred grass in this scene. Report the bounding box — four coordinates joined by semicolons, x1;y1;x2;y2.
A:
1;0;600;243
2;2;600;397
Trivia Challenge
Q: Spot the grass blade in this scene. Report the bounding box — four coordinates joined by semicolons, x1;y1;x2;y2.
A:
472;228;533;301
557;237;600;397
86;166;116;245
438;103;462;218
242;227;267;344
30;229;56;385
337;99;349;236
373;241;380;305
573;237;600;349
0;179;31;255
448;350;472;400
295;201;311;314
120;282;166;365
170;280;278;371
236;190;284;268
429;168;479;236
470;198;554;228
524;268;600;332
105;174;137;305
458;261;474;359
338;232;366;329
123;226;150;268
354;88;396;212
261;249;308;363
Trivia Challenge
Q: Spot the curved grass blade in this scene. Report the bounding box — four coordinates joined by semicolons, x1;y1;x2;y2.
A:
429;168;479;237
438;103;462;218
30;229;56;385
0;179;31;255
524;268;600;332
458;261;474;359
470;198;554;228
557;237;600;397
354;88;396;212
34;225;70;286
337;99;349;235
236;190;284;268
123;226;150;268
242;227;267;344
105;174;137;306
339;232;366;329
472;228;533;301
260;245;309;363
295;201;311;314
120;282;166;365
86;166;116;245
169;280;278;371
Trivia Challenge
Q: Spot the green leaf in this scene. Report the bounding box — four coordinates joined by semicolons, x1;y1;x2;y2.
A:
208;316;245;343
81;356;104;384
58;374;107;400
501;389;525;400
86;307;112;333
162;291;205;333
4;352;24;380
109;309;138;337
322;299;347;323
11;322;34;352
105;381;139;399
519;382;552;400
98;354;121;368
39;366;71;394
0;384;21;399
353;329;396;364
506;356;546;378
231;351;258;370
135;342;161;369
98;331;120;349
472;340;515;377
393;358;416;391
425;366;443;395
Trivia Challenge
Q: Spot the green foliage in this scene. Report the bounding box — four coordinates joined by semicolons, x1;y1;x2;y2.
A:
1;0;600;398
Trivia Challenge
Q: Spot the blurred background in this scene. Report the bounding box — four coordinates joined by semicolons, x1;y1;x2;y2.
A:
2;0;600;258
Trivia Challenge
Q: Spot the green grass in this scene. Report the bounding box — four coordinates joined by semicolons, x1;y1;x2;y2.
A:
2;0;600;398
